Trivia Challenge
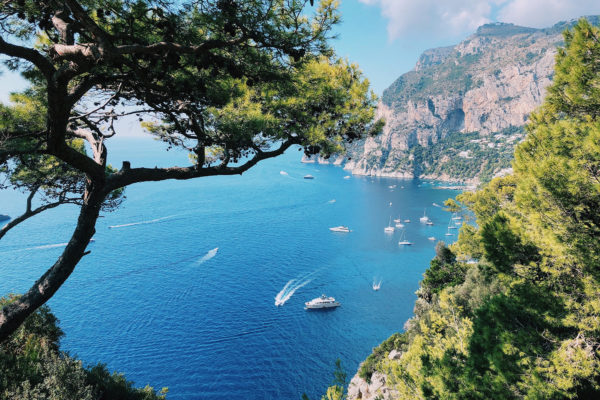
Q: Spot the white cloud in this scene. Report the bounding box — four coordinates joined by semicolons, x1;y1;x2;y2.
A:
498;0;600;28
360;0;600;41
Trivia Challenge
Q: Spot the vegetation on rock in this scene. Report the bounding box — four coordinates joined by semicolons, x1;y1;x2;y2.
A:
0;296;167;399
346;19;600;399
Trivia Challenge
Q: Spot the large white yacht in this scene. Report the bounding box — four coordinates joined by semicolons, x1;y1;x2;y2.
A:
329;226;351;233
305;294;341;309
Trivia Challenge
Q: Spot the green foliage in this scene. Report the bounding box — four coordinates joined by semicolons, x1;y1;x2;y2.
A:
419;243;466;301
409;129;518;183
356;19;600;399
0;296;166;400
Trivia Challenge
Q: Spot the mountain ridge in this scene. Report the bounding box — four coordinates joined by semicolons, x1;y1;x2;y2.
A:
343;16;600;185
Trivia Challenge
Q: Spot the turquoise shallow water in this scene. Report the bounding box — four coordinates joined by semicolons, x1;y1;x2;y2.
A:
0;138;461;399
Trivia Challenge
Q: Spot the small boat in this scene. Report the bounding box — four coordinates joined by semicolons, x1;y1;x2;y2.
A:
304;175;314;179
404;219;410;223
280;170;288;176
305;294;340;309
398;230;413;246
389;202;392;206
384;217;395;233
447;217;457;230
0;214;10;222
428;237;436;241
419;209;431;224
343;175;351;179
455;222;461;226
395;222;404;228
393;218;401;223
330;226;351;233
452;215;462;220
388;185;396;189
426;221;434;226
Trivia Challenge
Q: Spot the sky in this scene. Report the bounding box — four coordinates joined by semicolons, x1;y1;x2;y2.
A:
2;0;600;103
333;0;600;95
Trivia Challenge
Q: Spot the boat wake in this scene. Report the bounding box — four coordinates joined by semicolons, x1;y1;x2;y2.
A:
372;279;382;291
198;247;219;264
25;242;69;251
275;271;319;306
108;215;176;229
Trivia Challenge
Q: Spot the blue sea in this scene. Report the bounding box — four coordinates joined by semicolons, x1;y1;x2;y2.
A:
0;138;461;399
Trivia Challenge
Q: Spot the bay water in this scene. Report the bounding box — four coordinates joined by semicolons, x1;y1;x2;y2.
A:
0;138;461;399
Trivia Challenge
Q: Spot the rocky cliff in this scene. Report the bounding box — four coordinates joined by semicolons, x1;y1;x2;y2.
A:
344;18;599;184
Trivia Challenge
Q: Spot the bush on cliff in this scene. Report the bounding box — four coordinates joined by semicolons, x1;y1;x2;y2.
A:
0;296;167;400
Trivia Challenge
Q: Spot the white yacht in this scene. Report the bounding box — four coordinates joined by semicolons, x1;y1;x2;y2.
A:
305;294;340;309
330;226;351;233
398;230;413;246
304;174;314;179
420;209;431;224
428;236;436;241
384;217;395;233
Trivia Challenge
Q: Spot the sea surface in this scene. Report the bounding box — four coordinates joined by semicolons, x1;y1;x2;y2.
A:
0;138;461;399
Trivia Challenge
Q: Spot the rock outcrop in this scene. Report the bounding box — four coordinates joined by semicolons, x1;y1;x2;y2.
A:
344;18;600;184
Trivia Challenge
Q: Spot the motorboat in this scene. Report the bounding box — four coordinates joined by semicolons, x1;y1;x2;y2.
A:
343;175;351;179
305;294;340;309
304;175;314;179
388;185;396;189
404;219;410;223
330;226;351;233
428;237;436;241
426;221;434;226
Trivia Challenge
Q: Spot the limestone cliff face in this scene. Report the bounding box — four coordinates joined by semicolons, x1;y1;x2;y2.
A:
344;21;579;183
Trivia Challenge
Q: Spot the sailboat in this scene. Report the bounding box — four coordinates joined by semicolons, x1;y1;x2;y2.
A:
448;216;457;230
394;215;404;228
420;209;431;224
444;224;454;236
398;229;413;245
384;216;395;233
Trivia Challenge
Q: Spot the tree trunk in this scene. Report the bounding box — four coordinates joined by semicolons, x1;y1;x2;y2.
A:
0;188;104;342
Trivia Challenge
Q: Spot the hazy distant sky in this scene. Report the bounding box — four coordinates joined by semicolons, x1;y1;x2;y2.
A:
2;0;600;103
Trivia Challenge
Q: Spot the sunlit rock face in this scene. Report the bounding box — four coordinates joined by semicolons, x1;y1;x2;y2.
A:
344;19;596;184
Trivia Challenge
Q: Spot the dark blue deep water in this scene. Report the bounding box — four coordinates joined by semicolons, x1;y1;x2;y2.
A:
0;138;461;399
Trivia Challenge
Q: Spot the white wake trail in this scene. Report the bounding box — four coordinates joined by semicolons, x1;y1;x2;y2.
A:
372;279;382;291
109;215;176;229
27;242;69;251
275;278;312;306
198;247;219;264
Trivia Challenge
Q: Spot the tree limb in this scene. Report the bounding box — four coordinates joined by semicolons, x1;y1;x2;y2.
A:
0;36;55;79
